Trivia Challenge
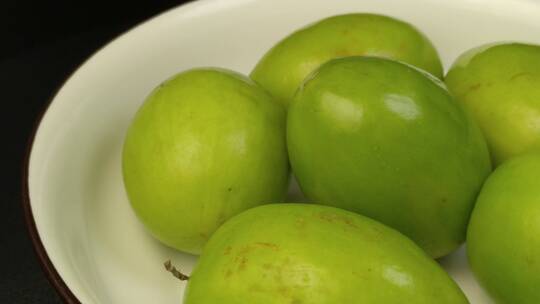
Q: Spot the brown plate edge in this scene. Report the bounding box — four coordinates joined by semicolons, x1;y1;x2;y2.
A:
21;86;82;304
19;3;202;303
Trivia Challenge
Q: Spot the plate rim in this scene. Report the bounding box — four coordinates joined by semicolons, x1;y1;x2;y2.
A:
21;69;82;303
20;1;206;302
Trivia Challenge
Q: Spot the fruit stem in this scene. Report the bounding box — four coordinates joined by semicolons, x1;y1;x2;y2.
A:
164;260;190;281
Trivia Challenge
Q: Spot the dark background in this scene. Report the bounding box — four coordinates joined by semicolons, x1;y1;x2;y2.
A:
2;1;190;303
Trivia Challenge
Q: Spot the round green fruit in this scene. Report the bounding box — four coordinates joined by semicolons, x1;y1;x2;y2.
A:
184;204;468;304
251;13;443;106
467;153;540;304
287;57;491;258
122;68;289;254
445;43;540;166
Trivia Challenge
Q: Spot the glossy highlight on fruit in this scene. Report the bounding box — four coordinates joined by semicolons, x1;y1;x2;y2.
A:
122;68;289;254
467;153;540;304
184;204;469;304
287;56;491;258
445;43;540;165
251;13;443;106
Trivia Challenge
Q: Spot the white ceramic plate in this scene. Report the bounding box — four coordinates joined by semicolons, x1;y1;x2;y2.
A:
24;0;540;303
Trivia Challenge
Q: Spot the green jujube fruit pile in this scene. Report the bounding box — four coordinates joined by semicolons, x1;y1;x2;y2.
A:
121;12;540;304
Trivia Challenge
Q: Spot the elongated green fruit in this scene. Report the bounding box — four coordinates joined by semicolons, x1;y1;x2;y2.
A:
184;204;469;304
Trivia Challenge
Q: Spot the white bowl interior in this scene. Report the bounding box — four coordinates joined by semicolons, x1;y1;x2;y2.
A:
28;0;540;303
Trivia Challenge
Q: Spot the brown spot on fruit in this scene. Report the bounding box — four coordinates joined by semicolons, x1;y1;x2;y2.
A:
237;245;253;256
255;242;280;250
510;72;531;81
399;41;408;52
334;49;356;57
295;217;307;229
278;285;291;296
469;83;482;91
317;212;358;228
461;82;483;98
239;256;248;270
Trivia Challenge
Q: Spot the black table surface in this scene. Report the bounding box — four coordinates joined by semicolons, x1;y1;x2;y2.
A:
2;2;189;303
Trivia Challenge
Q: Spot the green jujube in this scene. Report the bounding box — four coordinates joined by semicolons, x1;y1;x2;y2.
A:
184;204;469;304
251;13;443;106
287;57;491;258
122;68;289;254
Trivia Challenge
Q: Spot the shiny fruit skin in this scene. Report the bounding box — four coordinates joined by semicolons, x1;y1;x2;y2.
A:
445;43;540;165
251;13;443;106
467;153;540;304
287;57;491;258
122;68;289;254
184;204;469;304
